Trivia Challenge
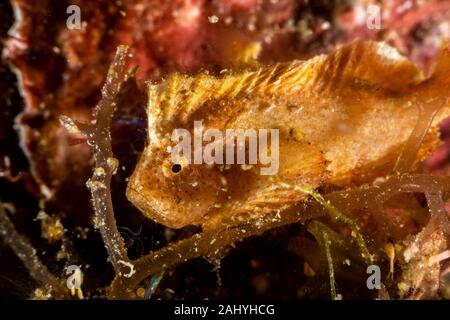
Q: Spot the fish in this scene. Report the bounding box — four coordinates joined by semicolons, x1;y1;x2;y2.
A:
126;41;450;230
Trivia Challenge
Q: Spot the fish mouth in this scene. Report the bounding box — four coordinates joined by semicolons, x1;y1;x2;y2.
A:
125;184;188;230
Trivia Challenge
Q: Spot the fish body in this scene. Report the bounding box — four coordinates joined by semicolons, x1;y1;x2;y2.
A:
127;41;450;229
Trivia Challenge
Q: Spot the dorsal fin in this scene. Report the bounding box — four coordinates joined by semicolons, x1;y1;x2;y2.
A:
310;41;423;92
146;41;424;134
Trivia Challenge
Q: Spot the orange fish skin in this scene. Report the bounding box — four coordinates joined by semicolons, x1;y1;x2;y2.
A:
126;41;450;230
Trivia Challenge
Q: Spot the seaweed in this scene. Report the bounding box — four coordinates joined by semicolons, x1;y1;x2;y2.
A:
0;198;66;298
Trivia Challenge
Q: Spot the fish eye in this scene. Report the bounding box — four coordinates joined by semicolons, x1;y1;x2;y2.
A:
162;157;188;177
171;163;182;174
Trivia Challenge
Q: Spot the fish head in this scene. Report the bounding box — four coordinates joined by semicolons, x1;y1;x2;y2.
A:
126;130;230;229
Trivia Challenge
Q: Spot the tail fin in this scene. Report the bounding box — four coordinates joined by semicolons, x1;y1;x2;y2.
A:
395;41;450;173
430;41;450;82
